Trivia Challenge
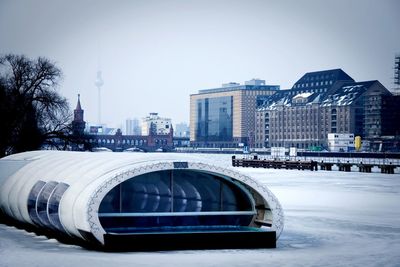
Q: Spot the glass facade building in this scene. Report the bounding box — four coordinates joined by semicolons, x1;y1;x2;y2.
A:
190;80;279;148
195;96;233;142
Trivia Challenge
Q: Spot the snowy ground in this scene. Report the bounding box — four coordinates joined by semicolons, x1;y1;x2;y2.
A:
1;154;400;267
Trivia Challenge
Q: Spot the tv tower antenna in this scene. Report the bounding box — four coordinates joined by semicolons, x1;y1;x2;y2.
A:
95;70;104;124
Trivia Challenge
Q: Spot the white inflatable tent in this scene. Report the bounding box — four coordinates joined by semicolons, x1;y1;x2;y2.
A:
0;151;284;250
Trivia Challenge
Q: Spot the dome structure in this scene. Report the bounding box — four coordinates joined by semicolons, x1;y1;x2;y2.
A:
0;151;284;250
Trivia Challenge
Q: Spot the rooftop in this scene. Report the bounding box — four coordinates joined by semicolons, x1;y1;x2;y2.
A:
196;79;279;95
292;68;354;88
258;80;380;110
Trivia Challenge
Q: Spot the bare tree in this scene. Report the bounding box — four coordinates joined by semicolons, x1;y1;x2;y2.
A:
0;54;73;156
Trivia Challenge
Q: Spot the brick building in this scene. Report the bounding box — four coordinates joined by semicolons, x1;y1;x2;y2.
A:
255;69;396;150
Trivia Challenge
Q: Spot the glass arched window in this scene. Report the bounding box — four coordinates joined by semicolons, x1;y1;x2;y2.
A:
28;180;46;226
36;181;59;228
98;170;254;233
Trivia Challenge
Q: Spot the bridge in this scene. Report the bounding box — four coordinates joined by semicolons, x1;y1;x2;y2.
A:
82;130;190;152
85;129;174;152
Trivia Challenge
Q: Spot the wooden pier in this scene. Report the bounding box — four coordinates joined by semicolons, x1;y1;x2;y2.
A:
232;155;399;174
232;156;318;171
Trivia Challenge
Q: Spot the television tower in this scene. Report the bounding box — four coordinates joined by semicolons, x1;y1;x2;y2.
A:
95;70;104;124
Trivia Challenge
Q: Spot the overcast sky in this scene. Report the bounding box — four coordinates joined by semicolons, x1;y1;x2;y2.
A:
1;0;399;128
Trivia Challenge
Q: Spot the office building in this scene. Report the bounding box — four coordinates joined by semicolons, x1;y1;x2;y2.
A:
190;79;279;148
256;69;397;150
174;122;190;137
125;118;141;135
141;113;172;136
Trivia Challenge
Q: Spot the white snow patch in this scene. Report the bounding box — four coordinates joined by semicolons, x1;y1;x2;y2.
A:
293;92;313;99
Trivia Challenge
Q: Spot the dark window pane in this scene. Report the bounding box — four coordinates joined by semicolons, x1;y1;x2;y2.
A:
47;183;70;232
99;184;121;213
175;171;221;212
196;96;233;142
173;172;201;212
222;182;252;211
99;170;254;233
100;215;254;233
36;181;59;228
27;180;46;226
121;171;172;213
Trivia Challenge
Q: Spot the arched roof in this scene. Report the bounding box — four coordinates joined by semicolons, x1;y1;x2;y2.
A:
0;151;284;245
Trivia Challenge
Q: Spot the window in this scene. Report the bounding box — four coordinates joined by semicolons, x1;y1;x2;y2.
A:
27;180;46;226
36;181;59;228
196;96;233;142
48;183;70;232
98;170;254;232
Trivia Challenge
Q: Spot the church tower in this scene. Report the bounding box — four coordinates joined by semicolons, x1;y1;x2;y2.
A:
72;94;86;136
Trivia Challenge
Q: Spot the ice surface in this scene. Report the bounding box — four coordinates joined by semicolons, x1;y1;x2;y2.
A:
1;154;399;267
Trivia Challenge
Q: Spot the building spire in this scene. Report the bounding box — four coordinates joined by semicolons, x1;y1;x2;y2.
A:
72;93;85;136
76;94;82;110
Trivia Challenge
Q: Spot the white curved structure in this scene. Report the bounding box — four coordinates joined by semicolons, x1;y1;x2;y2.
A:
0;151;284;247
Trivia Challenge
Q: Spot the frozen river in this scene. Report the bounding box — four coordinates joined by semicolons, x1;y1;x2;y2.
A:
1;154;400;267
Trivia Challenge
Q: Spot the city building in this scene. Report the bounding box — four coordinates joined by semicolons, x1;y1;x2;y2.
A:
174;122;190;137
327;133;355;152
125;118;141;135
71;99;173;152
255;69;396;150
190;79;279;148
141;113;172;136
88;125;104;134
256;69;355;149
0;151;284;250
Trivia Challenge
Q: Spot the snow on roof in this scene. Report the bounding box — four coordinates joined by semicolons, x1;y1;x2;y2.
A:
257;79;378;111
293;92;313;99
342;84;363;92
320;82;373;107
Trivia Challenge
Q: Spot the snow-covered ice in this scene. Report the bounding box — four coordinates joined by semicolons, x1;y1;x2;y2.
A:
1;154;399;267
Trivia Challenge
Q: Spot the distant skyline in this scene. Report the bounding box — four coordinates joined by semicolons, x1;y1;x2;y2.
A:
1;0;399;128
